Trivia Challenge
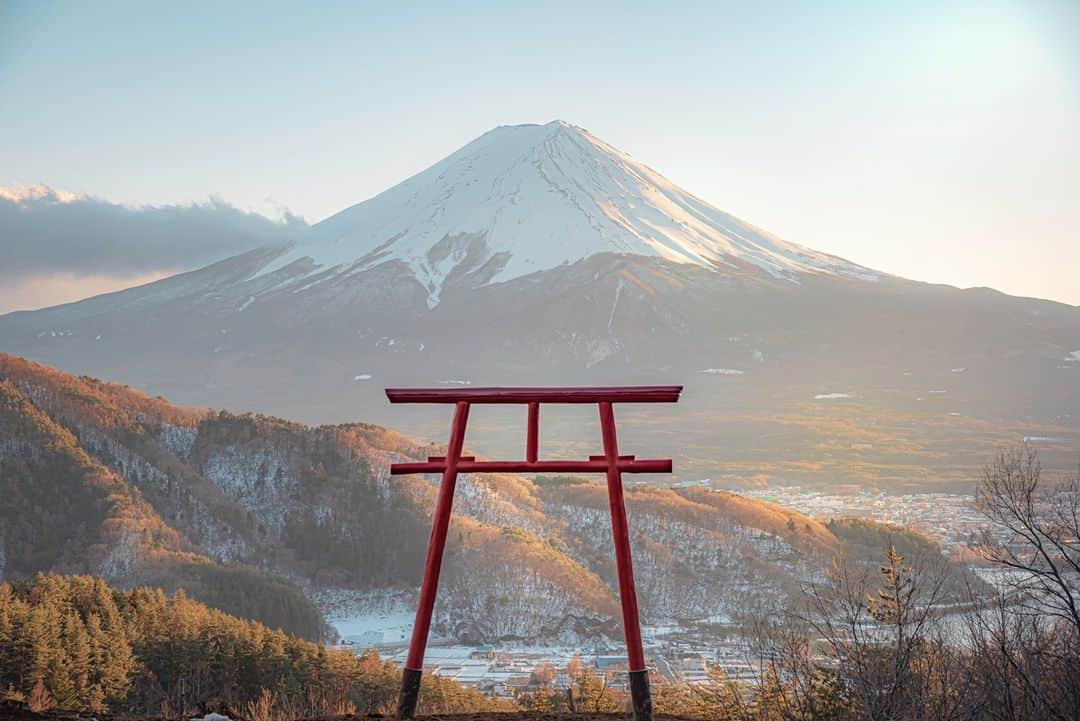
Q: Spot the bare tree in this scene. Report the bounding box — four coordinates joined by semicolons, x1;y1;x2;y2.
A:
800;542;950;721
970;444;1080;720
976;444;1080;635
745;617;849;721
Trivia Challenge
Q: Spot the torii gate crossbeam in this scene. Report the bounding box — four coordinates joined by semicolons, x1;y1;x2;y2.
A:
386;386;681;721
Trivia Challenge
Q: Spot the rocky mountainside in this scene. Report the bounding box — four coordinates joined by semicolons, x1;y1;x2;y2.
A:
1;122;1077;488
0;360;326;638
0;354;923;644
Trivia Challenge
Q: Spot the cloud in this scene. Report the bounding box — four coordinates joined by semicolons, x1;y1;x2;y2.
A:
0;183;308;281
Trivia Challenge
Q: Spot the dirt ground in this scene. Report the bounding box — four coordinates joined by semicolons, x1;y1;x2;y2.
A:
0;707;688;721
312;716;686;721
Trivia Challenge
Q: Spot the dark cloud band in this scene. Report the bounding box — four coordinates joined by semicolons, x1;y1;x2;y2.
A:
0;186;307;280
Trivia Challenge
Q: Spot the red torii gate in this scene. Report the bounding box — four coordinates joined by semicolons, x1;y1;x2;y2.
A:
386;385;682;721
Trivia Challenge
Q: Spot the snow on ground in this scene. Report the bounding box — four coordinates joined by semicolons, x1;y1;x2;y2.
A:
699;368;744;376
382;643;584;678
951;367;967;373
1066;350;1080;362
814;392;854;400
439;379;472;385
642;623;682;640
331;607;416;647
703;612;733;624
353;374;372;381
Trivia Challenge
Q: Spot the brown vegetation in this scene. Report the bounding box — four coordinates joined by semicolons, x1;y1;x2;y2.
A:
0;574;510;718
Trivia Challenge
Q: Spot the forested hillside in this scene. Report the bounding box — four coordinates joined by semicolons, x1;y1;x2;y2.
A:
536;480;842;621
0;354;971;645
0;574;509;716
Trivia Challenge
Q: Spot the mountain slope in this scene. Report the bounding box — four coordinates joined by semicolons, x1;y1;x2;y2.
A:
1;122;1077;488
0;371;325;638
538;480;840;621
0;355;922;643
0;354;618;642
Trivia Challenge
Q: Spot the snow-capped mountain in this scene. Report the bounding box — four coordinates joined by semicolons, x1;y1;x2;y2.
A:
258;120;875;306
1;121;1078;487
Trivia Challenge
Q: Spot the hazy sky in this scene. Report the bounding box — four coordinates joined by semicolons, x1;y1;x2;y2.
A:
2;0;1078;308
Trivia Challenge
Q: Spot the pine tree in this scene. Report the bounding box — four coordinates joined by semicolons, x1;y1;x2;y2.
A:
27;677;52;712
866;544;914;626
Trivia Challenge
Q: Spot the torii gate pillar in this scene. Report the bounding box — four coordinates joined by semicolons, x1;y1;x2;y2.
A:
386;386;682;721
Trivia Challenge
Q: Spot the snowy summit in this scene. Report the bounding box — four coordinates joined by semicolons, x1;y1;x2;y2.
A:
257;120;876;306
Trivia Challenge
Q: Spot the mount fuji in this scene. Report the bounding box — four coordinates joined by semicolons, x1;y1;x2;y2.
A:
2;121;1078;487
254;120;877;307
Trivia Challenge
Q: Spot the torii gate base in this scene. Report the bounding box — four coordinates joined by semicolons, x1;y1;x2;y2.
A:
386;386;682;721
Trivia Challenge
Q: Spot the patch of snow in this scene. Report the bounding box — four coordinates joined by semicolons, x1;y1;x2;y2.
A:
951;367;966;373
353;374;372;381
1065;350;1080;362
160;424;198;458
699;368;744;376
815;392;854;400
191;713;231;721
607;278;624;340
439;379;472;385
1023;436;1062;443
928;389;948;394
238;295;255;311
95;335;102;341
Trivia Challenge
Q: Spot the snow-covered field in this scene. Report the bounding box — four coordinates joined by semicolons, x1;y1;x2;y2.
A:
330;607;415;647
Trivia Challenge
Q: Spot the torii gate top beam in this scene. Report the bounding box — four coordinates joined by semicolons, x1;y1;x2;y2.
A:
385;385;682;404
